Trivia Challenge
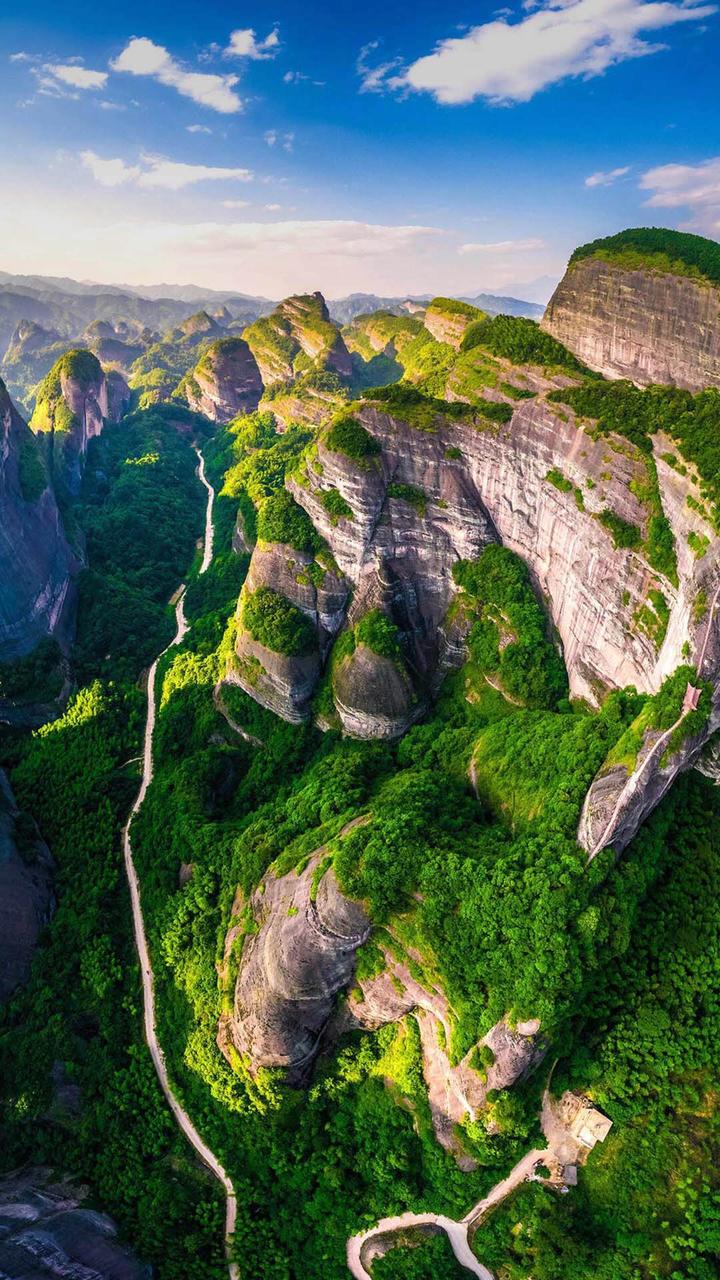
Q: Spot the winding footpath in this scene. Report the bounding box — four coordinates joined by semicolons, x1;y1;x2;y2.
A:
122;448;240;1280
347;1147;546;1279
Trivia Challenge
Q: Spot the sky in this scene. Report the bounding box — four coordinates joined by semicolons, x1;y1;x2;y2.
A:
1;0;719;302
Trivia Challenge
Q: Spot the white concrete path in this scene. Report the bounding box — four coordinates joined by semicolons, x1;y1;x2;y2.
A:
122;447;239;1279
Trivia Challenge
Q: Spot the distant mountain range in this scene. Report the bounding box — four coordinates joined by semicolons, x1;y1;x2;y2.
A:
0;270;546;355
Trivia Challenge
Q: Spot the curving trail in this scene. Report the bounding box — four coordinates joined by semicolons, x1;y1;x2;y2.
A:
122;447;239;1280
347;1147;547;1279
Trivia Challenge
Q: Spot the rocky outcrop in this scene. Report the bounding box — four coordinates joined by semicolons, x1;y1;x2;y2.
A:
30;349;129;495
542;253;720;390
224;842;544;1147
244;292;352;387
182;337;263;422
0;1170;149;1279
230;537;349;722
423;298;483;350
0;770;54;1003
0;378;76;660
224;852;371;1083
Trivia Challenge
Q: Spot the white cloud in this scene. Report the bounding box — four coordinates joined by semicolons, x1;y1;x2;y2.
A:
111;36;242;113
9;51;38;63
225;28;279;59
44;62;108;90
367;0;716;105
459;237;545;253
585;165;631;187
222;199;251;208
640;156;720;208
187;123;212;133
264;203;283;212
80;150;253;190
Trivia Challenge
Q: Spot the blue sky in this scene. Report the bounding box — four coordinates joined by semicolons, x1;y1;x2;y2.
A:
1;0;718;300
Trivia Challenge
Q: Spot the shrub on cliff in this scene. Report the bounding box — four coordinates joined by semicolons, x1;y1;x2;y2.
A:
256;490;322;554
324;414;380;462
242;586;315;656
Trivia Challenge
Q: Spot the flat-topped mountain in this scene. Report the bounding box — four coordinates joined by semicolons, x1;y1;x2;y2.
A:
543;227;720;389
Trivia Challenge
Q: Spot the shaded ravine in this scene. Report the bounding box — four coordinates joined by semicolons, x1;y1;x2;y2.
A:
122;447;239;1279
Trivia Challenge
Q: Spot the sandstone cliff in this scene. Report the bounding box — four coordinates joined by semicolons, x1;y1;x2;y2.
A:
0;377;76;660
181;336;263;422
30;349;129;495
223;843;543;1150
543;252;720;390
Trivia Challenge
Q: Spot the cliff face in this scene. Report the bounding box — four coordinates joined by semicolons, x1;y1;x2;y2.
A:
30;349;129;495
0;1171;150;1279
233;369;720;852
542;255;720;389
183;336;263;422
0;770;54;1003
223;844;543;1150
0;378;76;660
243;292;352;387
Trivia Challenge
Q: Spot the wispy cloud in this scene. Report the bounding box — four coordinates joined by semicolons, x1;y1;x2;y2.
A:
362;0;716;105
264;129;295;151
459;238;545;253
187;123;212;134
222;199;251;208
111;36;242;113
585;165;631;187
80;150;253;190
357;41;404;94
225;28;279;59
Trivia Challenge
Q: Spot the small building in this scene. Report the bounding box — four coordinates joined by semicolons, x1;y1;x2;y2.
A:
683;684;702;712
571;1102;613;1150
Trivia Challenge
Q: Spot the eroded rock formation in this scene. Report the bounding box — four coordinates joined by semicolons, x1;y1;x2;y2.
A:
0;377;76;660
183;336;263;422
243;292;352;386
30;349;129;495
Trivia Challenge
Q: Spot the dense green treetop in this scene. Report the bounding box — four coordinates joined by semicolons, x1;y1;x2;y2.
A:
570;226;720;286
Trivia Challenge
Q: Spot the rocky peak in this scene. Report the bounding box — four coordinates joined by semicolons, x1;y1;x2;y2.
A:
181;336;263;423
243;291;353;387
29;348;129;494
4;319;63;363
543;227;720;389
178;309;220;337
423;296;485;349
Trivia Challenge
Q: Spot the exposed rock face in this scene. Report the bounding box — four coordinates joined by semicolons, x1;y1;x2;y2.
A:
423;298;483;350
0;1170;150;1279
0;378;76;660
225;854;371;1083
183;337;263;422
0;770;54;1003
30;350;129;495
542;255;720;389
225;846;543;1147
243;292;352;387
351;951;545;1157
